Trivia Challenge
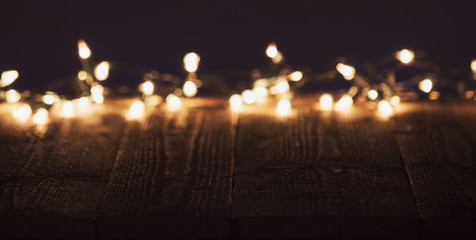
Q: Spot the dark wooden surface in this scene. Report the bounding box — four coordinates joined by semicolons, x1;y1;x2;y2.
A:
0;96;476;239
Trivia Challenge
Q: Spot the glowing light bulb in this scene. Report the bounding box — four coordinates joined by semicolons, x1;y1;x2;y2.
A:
229;94;243;111
78;96;90;107
62;101;74;117
183;52;200;73
78;39;91;59
288;71;303;81
334;94;353;111
367;90;378;100
471;60;476;73
0;70;19;87
378;100;393;117
390;96;400;106
5;89;21;103
141;81;154;96
397;49;414;64
94;61;109;81
266;42;278;58
336;63;355;80
91;84;104;103
42;94;56;105
419;79;433;93
12;103;32;122
32;108;49;125
166;94;181;111
183;80;198;97
275;79;290;93
277;99;292;116
241;90;256;104
126;100;145;120
77;70;87;81
253;86;268;98
319;94;333;110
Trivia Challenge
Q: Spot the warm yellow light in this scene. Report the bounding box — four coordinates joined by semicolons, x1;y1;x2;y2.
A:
367;90;378;100
319;94;333;110
33;108;49;125
12;103;32;122
271;52;283;64
42;94;56;105
275;79;290;93
241;90;256;104
397;49;414;64
229;94;243;111
334;94;353;111
126;100;145;120
166;94;182;111
378;100;393;117
183;80;198;97
5;89;21;103
288;71;303;81
266;42;278;58
429;91;440;100
77;70;87;81
78;39;91;59
141;81;154;96
253;86;268;98
0;70;19;87
90;84;104;103
183;52;200;73
94;61;109;81
390;96;400;106
419;79;432;93
471;60;476;73
62;101;74;117
78;96;90;107
336;63;355;80
277;99;292;116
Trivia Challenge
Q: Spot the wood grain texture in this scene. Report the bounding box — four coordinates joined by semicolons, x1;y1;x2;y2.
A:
395;102;476;239
98;101;234;239
0;98;476;239
232;97;419;239
0;104;127;239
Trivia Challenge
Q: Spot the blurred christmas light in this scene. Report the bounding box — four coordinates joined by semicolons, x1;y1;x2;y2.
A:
241;90;256;104
396;49;414;64
367;90;378;100
12;103;32;122
288;71;303;81
5;89;21;103
183;52;200;73
319;94;333;110
78;39;91;59
94;61;110;81
419;79;433;93
126;100;145;120
166;94;182;111
183;80;198;97
229;94;243;112
336;63;355;80
334;94;353;111
0;70;19;87
277;99;291;116
32;108;49;125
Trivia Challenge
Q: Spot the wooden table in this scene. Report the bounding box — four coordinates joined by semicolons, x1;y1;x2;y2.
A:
0;96;475;239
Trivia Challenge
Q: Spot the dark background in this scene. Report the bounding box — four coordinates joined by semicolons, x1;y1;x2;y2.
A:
0;1;475;91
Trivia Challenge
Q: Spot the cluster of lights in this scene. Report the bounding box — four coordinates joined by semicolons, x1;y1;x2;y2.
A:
1;40;475;125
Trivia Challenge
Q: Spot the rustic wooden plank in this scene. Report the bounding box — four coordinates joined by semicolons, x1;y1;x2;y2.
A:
395;101;476;239
97;99;234;239
0;102;127;239
232;96;419;239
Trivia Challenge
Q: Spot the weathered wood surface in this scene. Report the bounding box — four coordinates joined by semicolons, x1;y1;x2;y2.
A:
0;97;475;239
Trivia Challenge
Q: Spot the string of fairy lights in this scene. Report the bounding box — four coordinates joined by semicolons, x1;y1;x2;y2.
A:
1;39;476;124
